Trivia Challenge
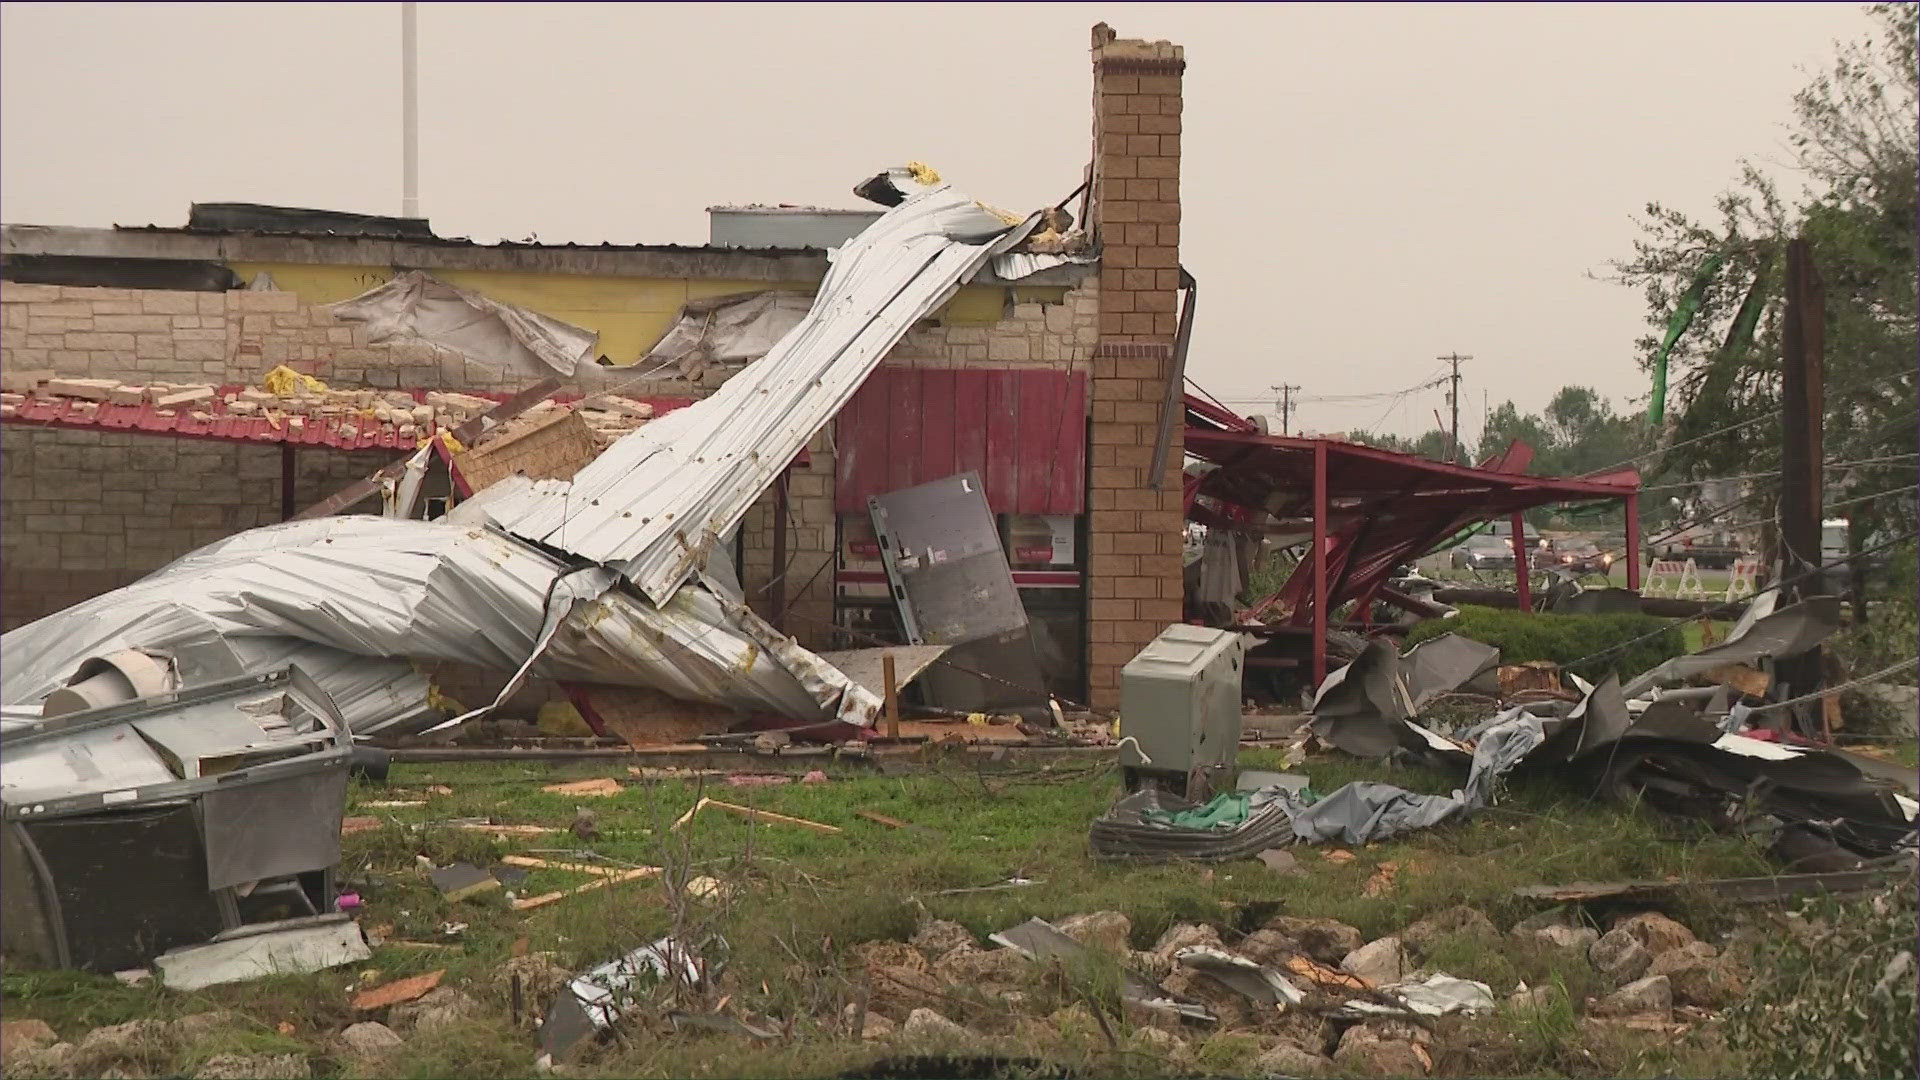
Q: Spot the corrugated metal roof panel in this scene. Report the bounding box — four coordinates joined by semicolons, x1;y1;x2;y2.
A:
484;175;1040;605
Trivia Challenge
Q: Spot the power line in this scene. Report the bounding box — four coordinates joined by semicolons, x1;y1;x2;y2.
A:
1439;352;1469;464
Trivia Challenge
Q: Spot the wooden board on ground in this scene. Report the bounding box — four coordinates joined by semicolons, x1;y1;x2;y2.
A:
818;646;951;699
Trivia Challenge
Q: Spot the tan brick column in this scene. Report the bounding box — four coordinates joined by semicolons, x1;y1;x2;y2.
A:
1085;24;1185;709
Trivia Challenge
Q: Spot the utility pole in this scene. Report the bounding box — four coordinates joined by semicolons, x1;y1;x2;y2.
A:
401;1;419;220
1271;384;1299;435
1775;236;1826;736
1438;353;1470;463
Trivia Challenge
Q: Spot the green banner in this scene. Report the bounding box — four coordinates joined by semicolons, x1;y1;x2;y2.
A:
1649;252;1727;425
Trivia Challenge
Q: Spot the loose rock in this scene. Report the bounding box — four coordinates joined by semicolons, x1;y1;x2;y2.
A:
852;940;929;974
1341;937;1410;986
1151;923;1223;964
390;987;481;1034
1401;906;1497;954
192;1054;306;1080
900;1008;971;1043
73;1020;177;1075
1;1020;57;1057
867;965;946;1021
1590;927;1654;985
1334;1024;1430;1076
931;946;1029;989
1591;974;1673;1018
1509;907;1573;937
1534;925;1600;952
1611;912;1697;957
1648;947;1743;1009
3;1041;74;1080
1261;916;1365;965
1057;911;1132;954
1252;1041;1335;1078
336;1022;404;1060
492;953;573;1013
909;918;974;962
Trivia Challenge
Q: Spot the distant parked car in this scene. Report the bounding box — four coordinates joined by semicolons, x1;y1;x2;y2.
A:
1451;535;1514;571
1547;538;1612;575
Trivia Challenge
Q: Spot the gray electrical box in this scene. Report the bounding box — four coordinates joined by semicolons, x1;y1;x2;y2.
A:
1117;625;1247;798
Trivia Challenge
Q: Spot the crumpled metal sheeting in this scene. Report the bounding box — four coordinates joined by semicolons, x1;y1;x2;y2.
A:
484;174;1038;606
1620;594;1842;700
1089;785;1296;862
1;517;882;731
330;269;599;381
640;290;814;377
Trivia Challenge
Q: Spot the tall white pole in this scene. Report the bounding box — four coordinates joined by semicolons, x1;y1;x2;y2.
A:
401;1;419;219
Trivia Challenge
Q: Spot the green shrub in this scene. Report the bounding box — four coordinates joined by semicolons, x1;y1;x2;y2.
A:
1403;604;1687;681
1724;879;1918;1079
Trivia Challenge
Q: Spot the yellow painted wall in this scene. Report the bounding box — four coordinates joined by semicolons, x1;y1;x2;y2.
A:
228;261;1068;364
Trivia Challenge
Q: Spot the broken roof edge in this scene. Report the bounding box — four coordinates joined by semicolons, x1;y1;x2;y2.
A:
0;225;1089;287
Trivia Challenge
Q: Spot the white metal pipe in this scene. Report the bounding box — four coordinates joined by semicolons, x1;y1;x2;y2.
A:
401;1;419;219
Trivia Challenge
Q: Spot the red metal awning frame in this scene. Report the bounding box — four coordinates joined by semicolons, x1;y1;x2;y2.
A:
1182;397;1642;685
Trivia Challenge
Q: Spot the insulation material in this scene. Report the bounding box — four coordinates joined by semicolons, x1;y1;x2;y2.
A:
482;169;1039;606
0;518;881;733
640;291;815;379
330;270;600;381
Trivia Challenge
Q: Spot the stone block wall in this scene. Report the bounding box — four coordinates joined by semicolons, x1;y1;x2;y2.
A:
1085;24;1187;709
0;427;382;629
0;282;545;393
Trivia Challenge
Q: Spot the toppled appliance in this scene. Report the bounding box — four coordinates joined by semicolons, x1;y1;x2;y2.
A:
868;471;1049;713
1;667;352;973
1116;624;1248;799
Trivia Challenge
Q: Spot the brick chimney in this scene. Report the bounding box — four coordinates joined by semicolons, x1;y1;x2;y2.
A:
1085;23;1186;710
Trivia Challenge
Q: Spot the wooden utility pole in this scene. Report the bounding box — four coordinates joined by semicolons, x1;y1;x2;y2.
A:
1775;236;1825;734
1439;353;1470;462
1271;384;1299;435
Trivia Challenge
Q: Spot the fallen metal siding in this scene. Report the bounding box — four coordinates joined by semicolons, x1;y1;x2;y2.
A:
0;517;881;732
482;178;1037;606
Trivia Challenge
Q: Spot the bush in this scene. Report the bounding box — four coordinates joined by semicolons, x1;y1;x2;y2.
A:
1403;604;1687;681
1724;879;1918;1079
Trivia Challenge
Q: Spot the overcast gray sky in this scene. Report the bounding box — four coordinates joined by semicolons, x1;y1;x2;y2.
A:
1;2;1871;442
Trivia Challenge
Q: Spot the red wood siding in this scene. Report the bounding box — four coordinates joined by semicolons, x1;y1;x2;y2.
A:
836;367;1088;514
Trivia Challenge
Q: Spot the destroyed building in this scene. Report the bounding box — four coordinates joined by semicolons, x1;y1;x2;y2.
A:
0;27;1191;711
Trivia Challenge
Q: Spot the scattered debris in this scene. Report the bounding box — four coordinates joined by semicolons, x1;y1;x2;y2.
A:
153;915;371;991
511;866;660;912
1;668;353;974
352;969;445;1011
540;936;710;1061
542;777;623;798
670;797;841;833
429;862;502;902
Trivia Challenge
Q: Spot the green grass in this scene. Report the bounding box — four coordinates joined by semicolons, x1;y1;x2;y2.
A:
0;750;1782;1079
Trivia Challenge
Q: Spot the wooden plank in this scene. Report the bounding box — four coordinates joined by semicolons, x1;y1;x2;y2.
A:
834;384;868;513
887;367;920;494
1016;371;1055;515
510;866;659;911
984;368;1021;512
952;369;990;487
672;797;842;834
919;367;958;482
499;855;629;878
855;810;909;829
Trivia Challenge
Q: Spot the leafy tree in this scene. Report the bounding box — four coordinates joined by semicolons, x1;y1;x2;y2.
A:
1607;3;1919;551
